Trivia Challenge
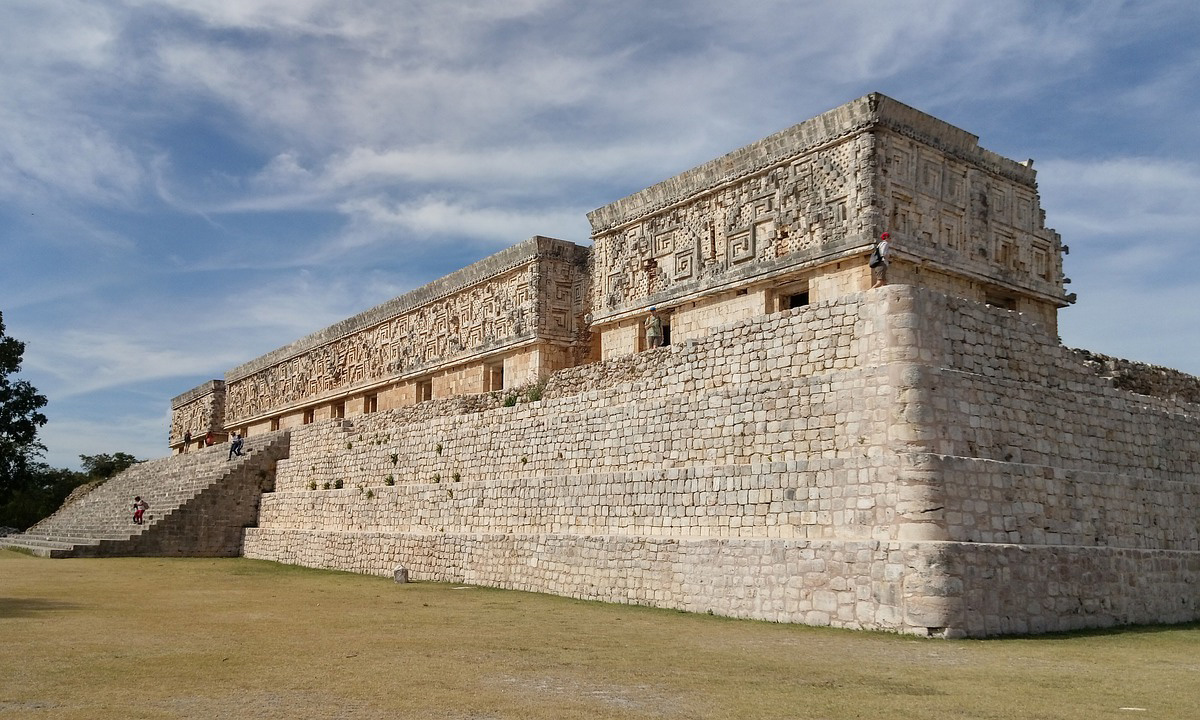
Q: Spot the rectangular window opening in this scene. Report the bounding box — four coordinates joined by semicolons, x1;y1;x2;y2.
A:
787;291;810;309
985;293;1017;311
486;365;504;392
773;282;810;313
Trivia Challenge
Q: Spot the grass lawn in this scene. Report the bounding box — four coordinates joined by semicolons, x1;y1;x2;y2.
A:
1;549;1196;719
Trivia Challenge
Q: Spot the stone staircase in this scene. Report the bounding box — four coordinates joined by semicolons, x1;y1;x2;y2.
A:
1;431;290;558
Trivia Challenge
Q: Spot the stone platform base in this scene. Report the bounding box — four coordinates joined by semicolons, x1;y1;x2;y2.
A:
242;528;1200;637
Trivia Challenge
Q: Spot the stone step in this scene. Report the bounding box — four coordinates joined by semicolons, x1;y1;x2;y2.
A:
8;430;291;558
17;531;139;543
1;537;99;556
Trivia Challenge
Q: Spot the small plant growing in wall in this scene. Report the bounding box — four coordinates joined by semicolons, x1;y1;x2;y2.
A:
308;480;317;491
452;472;461;482
447;489;454;499
524;377;547;402
333;479;344;489
521;456;528;465
390;452;399;466
435;443;443;455
346;441;353;450
322;482;331;490
432;473;441;483
365;489;374;500
385;474;395;486
503;394;517;407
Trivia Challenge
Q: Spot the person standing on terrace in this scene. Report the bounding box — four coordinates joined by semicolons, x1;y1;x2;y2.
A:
645;307;664;349
870;232;892;289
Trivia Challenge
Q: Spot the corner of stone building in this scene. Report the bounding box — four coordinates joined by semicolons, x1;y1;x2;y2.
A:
869;284;966;635
870;285;951;543
898;541;966;637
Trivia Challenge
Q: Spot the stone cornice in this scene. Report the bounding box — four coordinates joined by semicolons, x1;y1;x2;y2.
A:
171;380;225;409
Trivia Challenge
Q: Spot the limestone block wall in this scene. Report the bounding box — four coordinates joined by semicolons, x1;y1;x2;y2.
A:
263;295;895;500
599;321;641;360
1074;349;1200;404
244;285;1200;636
245;290;966;633
246;531;939;629
897;289;1200;633
668;289;770;346
917;294;1200;481
255;460;892;541
810;261;872;301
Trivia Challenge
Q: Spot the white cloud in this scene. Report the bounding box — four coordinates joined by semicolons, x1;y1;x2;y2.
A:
26;330;233;399
1042;154;1200;373
0;2;148;207
336;195;586;243
0;114;145;208
1038;157;1200;249
237;141;690;204
0;1;116;70
38;411;169;470
1061;278;1200;376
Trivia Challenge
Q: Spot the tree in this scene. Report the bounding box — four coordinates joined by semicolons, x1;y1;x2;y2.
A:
79;452;142;479
0;453;144;531
0;464;85;530
0;310;49;507
0;312;145;530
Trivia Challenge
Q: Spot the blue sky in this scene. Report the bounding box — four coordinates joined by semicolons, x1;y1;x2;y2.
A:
1;0;1198;470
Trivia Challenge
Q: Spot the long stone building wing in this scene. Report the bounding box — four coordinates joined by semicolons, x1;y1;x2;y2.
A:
81;93;1199;637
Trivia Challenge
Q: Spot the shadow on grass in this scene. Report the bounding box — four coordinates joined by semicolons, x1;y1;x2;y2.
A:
0;597;83;618
975;620;1200;642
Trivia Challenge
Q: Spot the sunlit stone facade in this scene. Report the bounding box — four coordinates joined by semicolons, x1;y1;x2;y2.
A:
162;95;1199;637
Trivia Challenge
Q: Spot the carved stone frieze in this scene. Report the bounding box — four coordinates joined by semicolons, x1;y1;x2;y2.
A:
590;135;873;317
224;238;589;425
878;132;1064;297
170;380;226;444
589;94;1067;321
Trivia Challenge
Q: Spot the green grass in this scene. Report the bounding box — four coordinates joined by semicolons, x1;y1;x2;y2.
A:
1;549;1197;719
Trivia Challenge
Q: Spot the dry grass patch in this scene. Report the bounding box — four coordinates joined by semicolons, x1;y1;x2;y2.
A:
1;549;1196;719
